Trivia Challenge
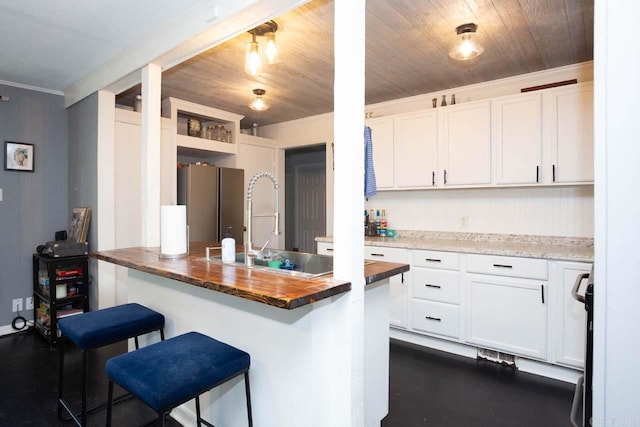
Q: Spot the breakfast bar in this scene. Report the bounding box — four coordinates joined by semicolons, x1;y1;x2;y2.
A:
92;243;409;427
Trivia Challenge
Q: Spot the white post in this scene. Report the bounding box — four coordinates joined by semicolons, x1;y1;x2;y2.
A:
96;90;116;308
593;0;640;424
141;63;162;247
333;0;366;425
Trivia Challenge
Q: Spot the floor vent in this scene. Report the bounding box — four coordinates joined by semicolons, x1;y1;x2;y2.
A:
477;348;517;367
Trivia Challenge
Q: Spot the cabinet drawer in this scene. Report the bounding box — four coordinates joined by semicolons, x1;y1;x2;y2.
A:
412;250;460;270
364;246;409;263
412;268;460;304
317;242;334;256
412;300;460;339
466;254;547;280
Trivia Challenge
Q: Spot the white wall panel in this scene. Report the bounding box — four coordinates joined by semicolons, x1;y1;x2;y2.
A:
365;186;593;237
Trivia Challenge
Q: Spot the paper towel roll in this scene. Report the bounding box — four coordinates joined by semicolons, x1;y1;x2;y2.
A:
160;205;188;258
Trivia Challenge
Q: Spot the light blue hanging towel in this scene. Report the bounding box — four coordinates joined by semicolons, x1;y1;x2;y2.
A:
364;126;377;198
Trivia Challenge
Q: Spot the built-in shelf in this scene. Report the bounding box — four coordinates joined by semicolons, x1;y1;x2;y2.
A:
162;97;243;159
176;134;237;156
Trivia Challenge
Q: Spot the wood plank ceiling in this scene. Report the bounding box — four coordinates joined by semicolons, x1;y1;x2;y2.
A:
116;0;593;129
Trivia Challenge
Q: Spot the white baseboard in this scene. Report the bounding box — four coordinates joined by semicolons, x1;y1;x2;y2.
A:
390;327;582;384
0;321;35;337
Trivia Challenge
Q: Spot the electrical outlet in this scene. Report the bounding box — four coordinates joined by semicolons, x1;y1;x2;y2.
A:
12;298;23;313
461;215;469;229
26;297;34;310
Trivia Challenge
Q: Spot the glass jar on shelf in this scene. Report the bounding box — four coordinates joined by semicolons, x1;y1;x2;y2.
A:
212;125;224;141
205;126;214;140
225;129;233;143
187;118;202;137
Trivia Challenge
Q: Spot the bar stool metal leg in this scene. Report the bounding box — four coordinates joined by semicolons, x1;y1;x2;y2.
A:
57;336;65;420
82;350;89;426
106;381;114;426
245;371;253;427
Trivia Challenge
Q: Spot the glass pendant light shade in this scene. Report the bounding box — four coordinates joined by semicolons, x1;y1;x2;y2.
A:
245;33;263;76
264;32;278;64
449;23;484;61
249;89;270;111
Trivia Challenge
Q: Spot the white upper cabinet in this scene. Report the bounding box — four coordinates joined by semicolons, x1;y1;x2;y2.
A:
493;93;543;185
363;81;592;191
394;110;439;188
367;116;395;189
440;101;492;186
545;82;594;183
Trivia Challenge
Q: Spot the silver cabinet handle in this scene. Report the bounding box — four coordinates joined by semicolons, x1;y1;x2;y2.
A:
572;273;590;303
424;284;441;289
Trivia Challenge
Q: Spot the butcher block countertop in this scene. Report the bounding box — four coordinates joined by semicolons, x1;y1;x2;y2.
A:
91;242;409;310
317;231;594;263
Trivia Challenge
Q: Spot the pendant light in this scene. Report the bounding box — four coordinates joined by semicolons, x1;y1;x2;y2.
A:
245;32;263;76
249;89;270;111
244;21;278;74
264;31;278;64
449;23;484;61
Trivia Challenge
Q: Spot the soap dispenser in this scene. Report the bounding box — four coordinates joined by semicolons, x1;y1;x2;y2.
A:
221;227;236;264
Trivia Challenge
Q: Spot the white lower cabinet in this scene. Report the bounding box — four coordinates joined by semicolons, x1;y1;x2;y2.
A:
364;246;409;329
553;261;591;368
318;239;588;375
409;250;462;339
466;274;547;360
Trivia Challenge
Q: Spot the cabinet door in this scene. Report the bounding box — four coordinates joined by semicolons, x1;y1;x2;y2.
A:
367;117;395;189
466;274;547;359
493;93;543;184
394;110;438;188
365;246;409;329
440;101;492;186
546;83;594;183
554;261;590;368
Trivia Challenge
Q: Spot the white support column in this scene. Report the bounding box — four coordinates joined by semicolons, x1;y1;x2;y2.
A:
96;90;117;309
593;0;640;424
141;64;162;247
333;0;366;426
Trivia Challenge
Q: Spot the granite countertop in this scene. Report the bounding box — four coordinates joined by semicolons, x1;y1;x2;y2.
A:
91;242;409;310
317;231;594;263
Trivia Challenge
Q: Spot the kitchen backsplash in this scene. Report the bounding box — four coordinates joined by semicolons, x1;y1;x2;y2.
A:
364;185;594;238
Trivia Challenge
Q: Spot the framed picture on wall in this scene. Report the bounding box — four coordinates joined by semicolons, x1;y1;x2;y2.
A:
4;141;34;172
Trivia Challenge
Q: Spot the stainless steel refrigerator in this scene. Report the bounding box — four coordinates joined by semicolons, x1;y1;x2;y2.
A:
177;164;244;243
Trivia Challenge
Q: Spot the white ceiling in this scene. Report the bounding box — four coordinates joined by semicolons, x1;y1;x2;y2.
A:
0;0;202;91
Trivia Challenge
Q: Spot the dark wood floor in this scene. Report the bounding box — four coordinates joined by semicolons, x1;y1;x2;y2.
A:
383;339;576;427
0;329;575;426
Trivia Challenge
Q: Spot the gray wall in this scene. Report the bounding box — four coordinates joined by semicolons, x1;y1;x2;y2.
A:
68;93;99;311
0;84;68;326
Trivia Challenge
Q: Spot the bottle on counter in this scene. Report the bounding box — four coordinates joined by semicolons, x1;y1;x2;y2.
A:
380;209;387;237
375;210;381;236
364;210;369;236
221;227;236;264
368;210;376;237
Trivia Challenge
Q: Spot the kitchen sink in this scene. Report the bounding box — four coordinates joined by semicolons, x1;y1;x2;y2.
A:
206;249;335;279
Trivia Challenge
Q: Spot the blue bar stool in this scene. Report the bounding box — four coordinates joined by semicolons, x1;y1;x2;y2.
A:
57;303;165;426
105;331;252;427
